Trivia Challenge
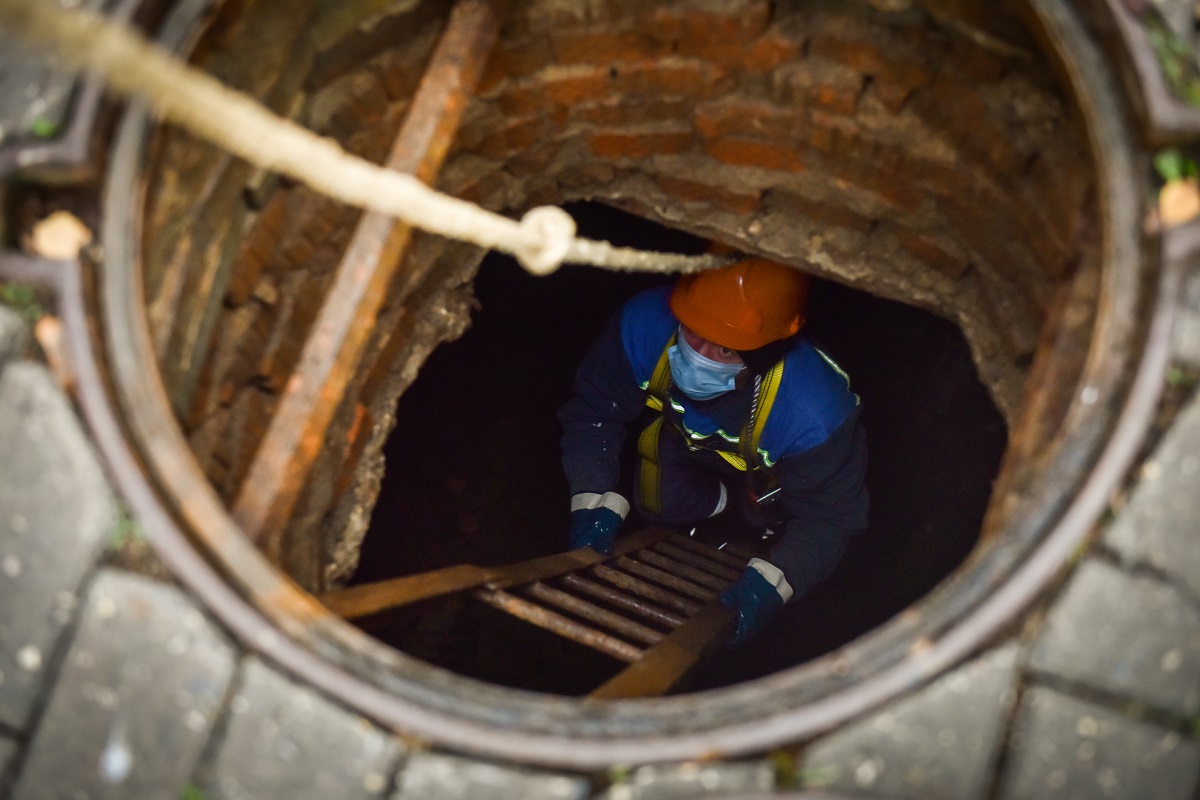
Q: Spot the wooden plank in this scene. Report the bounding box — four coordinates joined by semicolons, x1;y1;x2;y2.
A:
231;0;508;556
319;564;496;620
588;602;736;700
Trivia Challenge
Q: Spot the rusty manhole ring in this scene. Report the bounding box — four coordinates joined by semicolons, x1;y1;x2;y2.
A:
76;0;1177;769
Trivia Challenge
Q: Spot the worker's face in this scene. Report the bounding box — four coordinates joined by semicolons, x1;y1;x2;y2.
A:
679;325;743;365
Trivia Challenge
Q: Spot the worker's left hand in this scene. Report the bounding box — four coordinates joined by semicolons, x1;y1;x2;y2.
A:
720;559;791;645
567;492;629;555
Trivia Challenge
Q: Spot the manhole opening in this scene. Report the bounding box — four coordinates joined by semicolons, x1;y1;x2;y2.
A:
89;0;1161;764
351;200;1007;694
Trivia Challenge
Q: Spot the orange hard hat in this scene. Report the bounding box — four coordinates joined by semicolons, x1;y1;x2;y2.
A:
669;257;809;351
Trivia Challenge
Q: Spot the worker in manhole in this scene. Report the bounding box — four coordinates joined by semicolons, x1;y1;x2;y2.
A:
558;257;868;644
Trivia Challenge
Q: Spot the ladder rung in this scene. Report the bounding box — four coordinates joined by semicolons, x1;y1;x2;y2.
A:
561;574;685;628
635;549;732;591
652;541;743;582
590;565;703;615
616;557;718;601
473;588;642;663
526;582;664;646
668;533;749;569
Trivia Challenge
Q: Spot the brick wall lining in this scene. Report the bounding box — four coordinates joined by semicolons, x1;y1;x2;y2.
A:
140;0;1098;588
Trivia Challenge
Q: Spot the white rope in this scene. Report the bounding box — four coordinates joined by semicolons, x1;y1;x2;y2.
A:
0;0;736;276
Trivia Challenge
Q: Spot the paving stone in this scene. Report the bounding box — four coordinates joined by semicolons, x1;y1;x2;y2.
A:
391;752;589;800
203;657;403;800
1174;269;1200;368
11;569;237;800
1107;393;1200;594
0;305;30;369
0;362;114;730
798;643;1021;799
596;760;775;800
997;686;1200;800
0;734;16;778
0;0;107;149
1029;558;1200;715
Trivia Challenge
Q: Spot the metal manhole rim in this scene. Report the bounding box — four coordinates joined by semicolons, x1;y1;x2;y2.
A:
84;0;1172;769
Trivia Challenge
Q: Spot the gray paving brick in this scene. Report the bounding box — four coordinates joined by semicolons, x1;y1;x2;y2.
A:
391;752;588;800
204;657;402;800
0;362;114;730
596;761;775;799
0;306;29;369
1107;393;1200;594
799;643;1021;799
997;687;1200;800
1173;269;1200;368
0;0;107;149
1030;559;1200;715
12;569;237;800
0;734;15;778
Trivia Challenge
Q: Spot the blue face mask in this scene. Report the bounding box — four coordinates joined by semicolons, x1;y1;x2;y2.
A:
668;331;744;400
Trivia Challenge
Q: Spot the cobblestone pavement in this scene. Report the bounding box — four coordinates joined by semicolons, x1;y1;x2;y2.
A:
5;6;1200;800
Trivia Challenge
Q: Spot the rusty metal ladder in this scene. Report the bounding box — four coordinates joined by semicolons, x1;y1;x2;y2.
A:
320;529;751;698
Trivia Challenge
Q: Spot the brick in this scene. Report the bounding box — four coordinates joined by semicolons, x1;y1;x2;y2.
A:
674;30;801;73
393;753;588;800
613;59;728;100
573;98;692;128
203;658;402;800
549;28;672;65
694;98;806;145
655;175;762;215
540;65;615;105
894;228;970;279
704;137;805;173
497;84;558;118
479;35;555;94
12;570;236;800
504;139;567;179
763;189;874;234
809;76;863;117
999;687;1200;800
0;363;113;731
802;645;1020;799
472;113;565;160
227;189;289;306
1031;559;1200;715
645;1;772;45
590;128;694;160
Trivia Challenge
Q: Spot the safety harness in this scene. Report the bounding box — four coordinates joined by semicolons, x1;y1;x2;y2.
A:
637;333;784;515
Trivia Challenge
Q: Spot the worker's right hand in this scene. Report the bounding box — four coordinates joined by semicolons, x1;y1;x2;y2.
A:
568;492;629;555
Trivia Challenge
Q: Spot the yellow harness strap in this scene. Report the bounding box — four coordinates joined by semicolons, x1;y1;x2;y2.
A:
638;337;783;514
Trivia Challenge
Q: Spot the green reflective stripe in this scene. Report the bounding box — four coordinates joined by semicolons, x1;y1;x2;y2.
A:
638;416;664;514
814;346;851;388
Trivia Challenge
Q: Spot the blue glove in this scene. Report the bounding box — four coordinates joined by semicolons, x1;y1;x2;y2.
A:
567;492;629;555
568;507;623;555
720;564;787;645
